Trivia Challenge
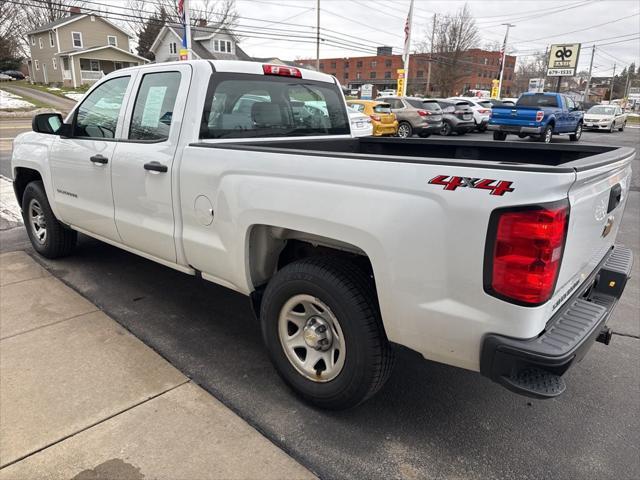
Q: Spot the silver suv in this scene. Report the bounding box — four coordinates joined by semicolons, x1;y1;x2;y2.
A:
378;96;443;138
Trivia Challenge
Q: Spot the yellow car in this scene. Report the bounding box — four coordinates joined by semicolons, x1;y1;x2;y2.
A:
347;100;398;136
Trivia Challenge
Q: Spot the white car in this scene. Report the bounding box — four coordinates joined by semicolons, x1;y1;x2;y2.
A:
0;73;14;81
447;97;492;131
11;60;634;409
347;106;373;137
583;105;627;132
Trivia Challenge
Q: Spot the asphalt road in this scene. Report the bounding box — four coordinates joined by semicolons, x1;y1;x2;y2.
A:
1;126;639;480
1;84;76;112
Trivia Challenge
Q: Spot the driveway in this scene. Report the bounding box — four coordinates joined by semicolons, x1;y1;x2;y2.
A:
1;85;76;113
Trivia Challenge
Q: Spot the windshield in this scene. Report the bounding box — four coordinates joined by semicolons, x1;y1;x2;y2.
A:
516;95;559;108
201;74;350;139
478;100;493;108
587;106;616;115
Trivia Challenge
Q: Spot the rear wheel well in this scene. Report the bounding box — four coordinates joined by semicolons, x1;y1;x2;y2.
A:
247;226;376;315
13;168;43;207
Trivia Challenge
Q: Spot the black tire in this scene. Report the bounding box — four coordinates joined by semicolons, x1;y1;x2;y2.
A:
397;122;413;138
477;124;487;133
540;125;553;143
493;131;507;141
260;256;395;410
569;122;582;141
418;132;431;138
21;181;77;258
619;122;625;132
457;130;466;136
517;133;528;139
440;122;452;136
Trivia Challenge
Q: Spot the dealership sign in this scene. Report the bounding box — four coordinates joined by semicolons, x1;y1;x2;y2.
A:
546;43;581;76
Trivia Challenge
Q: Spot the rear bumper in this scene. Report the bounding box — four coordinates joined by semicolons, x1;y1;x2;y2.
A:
452;121;476;132
418;122;443;134
480;245;633;398
488;124;543;134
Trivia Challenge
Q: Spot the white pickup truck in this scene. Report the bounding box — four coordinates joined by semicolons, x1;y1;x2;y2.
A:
12;61;634;409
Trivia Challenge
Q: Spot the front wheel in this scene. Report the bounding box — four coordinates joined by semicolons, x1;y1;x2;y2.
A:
569;122;582;141
493;131;507;141
22;181;77;258
397;122;412;138
260;256;394;409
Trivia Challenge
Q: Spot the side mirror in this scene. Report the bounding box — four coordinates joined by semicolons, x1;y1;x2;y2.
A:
32;113;68;135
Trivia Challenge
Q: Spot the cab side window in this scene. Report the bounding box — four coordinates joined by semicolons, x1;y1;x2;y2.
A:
129;71;181;141
74;76;130;138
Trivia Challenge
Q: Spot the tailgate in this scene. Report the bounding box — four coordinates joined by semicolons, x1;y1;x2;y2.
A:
555;156;633;295
491;106;540;126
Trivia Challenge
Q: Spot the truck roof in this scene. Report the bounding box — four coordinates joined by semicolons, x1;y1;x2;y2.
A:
113;59;337;84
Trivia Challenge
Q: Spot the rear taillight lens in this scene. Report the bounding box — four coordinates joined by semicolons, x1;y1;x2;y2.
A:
262;64;302;78
535;110;544;122
485;202;569;305
417;109;431;116
479;109;491;114
455;110;466;115
370;114;381;121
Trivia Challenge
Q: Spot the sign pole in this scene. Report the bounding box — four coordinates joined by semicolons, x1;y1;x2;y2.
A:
583;45;595;102
316;0;320;70
556;76;562;93
497;23;515;99
402;0;414;97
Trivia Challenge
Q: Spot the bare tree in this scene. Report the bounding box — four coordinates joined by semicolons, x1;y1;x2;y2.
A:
514;51;547;94
0;0;27;63
19;0;86;32
417;4;479;96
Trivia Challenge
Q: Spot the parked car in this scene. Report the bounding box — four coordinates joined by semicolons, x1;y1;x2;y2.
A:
447;97;492;131
488;92;584;143
347;106;374;137
377;96;443;138
0;73;15;82
2;70;25;80
583;105;627;132
347;100;398;136
376;89;396;97
12;60;634;409
434;99;475;136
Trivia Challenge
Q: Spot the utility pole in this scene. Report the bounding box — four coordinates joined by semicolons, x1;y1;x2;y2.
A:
401;0;414;96
609;63;616;101
624;66;632;105
316;0;320;70
583;45;595;102
426;13;436;95
497;23;515;98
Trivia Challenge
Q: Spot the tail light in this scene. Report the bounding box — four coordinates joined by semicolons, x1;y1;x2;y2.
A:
417;109;431;116
484;201;569;305
370;114;381;121
455;110;467;115
535;110;544;122
262;64;302;78
479;109;491;114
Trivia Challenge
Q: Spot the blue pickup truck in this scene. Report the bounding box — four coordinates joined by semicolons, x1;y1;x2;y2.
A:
488;92;584;143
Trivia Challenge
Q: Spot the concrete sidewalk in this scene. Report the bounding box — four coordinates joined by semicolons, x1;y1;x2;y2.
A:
0;251;315;480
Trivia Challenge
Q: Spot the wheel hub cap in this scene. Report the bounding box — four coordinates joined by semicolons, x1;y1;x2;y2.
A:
303;316;333;351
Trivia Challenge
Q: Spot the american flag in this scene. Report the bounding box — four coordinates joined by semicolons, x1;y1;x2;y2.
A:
178;0;186;48
402;0;414;64
177;0;184;17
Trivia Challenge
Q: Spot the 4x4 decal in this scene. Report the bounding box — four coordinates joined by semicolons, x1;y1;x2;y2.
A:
428;175;515;196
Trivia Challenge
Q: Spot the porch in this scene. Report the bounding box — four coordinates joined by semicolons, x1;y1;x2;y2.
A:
59;49;143;87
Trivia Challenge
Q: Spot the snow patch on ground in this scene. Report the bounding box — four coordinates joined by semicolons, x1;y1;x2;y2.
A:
0;89;35;110
48;87;62;91
65;93;84;101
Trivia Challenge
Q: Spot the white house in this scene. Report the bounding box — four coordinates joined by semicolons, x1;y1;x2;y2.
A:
150;23;252;63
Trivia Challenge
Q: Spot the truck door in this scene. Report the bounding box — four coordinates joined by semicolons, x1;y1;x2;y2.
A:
49;74;135;241
565;96;580;131
110;64;191;263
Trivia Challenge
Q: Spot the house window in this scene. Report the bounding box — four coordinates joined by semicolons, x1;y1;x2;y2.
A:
416;70;424;78
35;60;39;70
319;62;324;69
90;15;95;21
356;72;361;80
370;61;377;67
213;39;232;53
72;32;83;48
39;37;43;49
107;35;117;47
385;59;392;67
384;71;391;79
356;60;362;68
344;72;349;79
90;60;100;71
370;72;376;79
49;31;55;47
52;57;57;70
114;61;123;70
31;36;35;46
330;61;336;68
344;61;349;68
62;57;69;70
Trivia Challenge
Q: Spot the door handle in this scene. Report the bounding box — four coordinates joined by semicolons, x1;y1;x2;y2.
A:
90;154;108;164
143;161;168;173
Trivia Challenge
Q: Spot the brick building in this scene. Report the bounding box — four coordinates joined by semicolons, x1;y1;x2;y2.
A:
296;47;516;97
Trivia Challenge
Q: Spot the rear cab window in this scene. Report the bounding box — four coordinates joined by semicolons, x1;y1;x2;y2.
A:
201;73;349;139
373;103;391;114
516;95;559;108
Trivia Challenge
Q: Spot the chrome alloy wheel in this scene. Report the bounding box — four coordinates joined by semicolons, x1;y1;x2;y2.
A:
278;294;346;382
397;123;411;138
28;199;47;244
575;123;582;139
544;127;553;143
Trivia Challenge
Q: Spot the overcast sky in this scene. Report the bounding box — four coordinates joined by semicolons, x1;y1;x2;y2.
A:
228;0;639;75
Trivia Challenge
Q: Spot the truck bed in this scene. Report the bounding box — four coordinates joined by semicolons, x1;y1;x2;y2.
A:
192;137;633;173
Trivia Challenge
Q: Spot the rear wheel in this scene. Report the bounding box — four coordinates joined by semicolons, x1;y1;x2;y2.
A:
457;130;466;136
22;181;77;258
397;122;412;138
493;131;507;141
540;125;553;143
418;132;431;138
517;133;528;139
440;122;453;136
569;122;582;141
260;256;394;409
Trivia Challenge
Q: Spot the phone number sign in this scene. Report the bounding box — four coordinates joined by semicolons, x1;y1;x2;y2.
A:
546;43;581;77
